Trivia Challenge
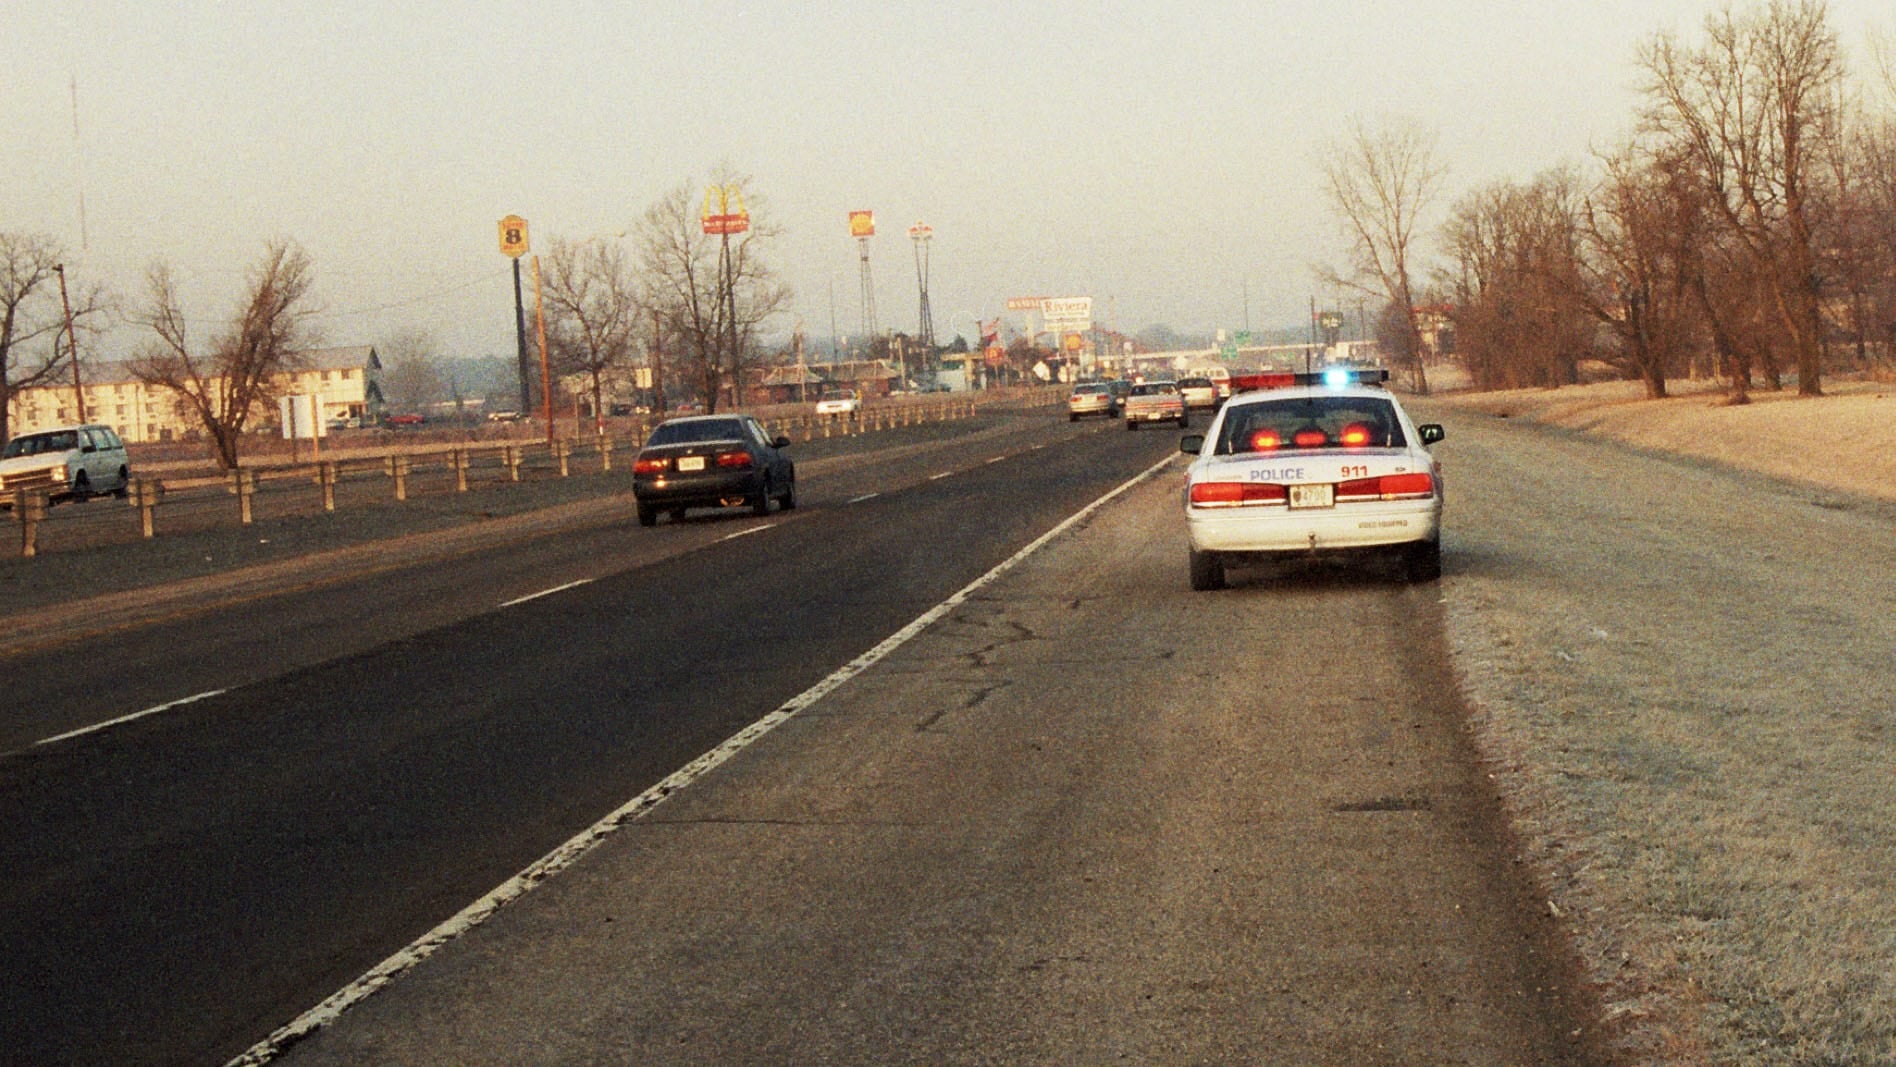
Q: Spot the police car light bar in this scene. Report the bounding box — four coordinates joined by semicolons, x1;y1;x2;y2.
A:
1229;367;1389;393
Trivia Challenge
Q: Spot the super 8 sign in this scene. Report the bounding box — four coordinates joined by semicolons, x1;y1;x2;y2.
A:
498;216;529;258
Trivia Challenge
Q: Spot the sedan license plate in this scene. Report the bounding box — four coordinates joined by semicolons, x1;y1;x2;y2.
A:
677;456;706;472
1288;483;1334;510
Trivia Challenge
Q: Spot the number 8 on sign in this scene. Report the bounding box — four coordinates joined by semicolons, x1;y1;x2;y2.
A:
498;215;529;258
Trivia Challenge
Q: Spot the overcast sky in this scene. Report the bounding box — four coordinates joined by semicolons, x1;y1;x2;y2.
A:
5;1;1891;363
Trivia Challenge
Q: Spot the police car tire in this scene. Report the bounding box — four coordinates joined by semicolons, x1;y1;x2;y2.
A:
1404;540;1442;583
1189;549;1226;591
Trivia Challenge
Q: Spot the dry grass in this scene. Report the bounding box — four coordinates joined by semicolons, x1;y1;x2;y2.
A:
1432;372;1896;505
1424;373;1896;1065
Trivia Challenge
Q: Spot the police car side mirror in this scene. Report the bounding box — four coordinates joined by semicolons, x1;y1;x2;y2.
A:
1179;434;1204;455
1419;424;1445;445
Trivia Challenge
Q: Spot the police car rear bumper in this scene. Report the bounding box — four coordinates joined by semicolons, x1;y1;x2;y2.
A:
1187;500;1440;554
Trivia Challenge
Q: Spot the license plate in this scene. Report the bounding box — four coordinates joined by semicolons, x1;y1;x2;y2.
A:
1288;483;1334;509
677;456;706;471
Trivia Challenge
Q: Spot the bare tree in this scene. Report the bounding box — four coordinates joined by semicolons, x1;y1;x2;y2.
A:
1320;118;1446;393
1;232;109;444
631;171;792;413
1639;0;1847;397
380;327;447;413
131;240;319;468
544;236;641;430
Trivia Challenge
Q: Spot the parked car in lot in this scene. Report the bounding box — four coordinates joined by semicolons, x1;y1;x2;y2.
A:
1179;369;1445;589
814;390;861;416
1067;382;1119;421
0;423;131;504
1123;381;1188;429
632;414;796;526
384;413;425;428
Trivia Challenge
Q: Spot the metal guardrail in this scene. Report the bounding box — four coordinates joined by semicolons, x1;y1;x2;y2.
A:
7;398;994;557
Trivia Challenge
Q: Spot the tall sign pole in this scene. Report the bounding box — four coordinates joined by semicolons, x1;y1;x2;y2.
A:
849;211;877;360
702;186;750;411
498;216;532;414
907;222;935;357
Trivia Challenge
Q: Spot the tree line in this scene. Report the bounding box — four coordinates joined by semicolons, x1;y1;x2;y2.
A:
1325;0;1896;403
0;167;795;468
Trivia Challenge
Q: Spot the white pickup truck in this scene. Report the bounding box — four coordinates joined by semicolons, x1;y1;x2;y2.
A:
814;391;861;416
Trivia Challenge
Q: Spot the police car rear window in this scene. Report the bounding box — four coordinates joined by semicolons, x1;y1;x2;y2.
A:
1215;397;1406;454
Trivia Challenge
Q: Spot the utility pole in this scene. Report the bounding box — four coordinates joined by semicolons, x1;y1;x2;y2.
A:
53;264;85;423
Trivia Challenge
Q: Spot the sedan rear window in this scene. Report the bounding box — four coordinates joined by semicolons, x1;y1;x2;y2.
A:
647;419;747;446
1215;396;1406;454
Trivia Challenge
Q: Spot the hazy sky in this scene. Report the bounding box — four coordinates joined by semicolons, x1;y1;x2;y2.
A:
5;1;1891;362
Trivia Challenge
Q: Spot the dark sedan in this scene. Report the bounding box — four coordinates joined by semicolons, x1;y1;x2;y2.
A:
632;414;796;526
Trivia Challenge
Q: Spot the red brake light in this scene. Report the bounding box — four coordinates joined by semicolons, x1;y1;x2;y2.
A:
1339;423;1373;448
633;456;669;474
715;450;753;469
1336;472;1435;502
1190;481;1289;507
1292;429;1329;448
1248;429;1282;451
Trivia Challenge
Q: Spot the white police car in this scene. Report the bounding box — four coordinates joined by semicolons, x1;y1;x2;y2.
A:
1178;368;1444;590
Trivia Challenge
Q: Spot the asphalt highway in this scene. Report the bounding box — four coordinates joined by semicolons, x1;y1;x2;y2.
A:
1;412;1190;1064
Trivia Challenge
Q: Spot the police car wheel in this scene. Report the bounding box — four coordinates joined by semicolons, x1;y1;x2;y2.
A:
1189;549;1226;591
1404;540;1442;583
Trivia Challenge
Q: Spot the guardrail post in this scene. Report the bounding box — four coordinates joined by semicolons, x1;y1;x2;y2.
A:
319;462;338;512
17;490;45;557
453;448;470;492
598;435;614;472
386;455;411;501
554;439;572;477
504;445;522;482
134;478;159;538
230;469;256;524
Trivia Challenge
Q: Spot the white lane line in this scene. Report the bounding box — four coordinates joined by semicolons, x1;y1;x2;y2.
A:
36;689;228;748
846;493;879;504
719;523;775;543
985;455;1006;464
225;450;1178;1067
928;471;952;480
498;579;594;608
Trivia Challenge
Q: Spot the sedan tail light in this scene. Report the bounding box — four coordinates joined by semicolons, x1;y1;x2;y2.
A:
633;456;670;474
1336;472;1435;502
1189;481;1289;507
715;450;754;469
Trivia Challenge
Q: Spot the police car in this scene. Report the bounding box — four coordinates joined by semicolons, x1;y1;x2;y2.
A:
1178;367;1445;590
